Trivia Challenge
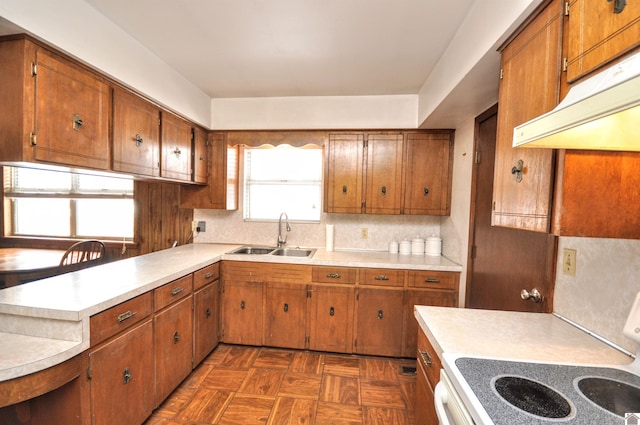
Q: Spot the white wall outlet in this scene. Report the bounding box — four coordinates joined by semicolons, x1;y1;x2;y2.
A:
360;228;368;239
562;248;577;276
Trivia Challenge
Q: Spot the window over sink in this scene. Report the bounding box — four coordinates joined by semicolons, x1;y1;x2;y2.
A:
243;144;322;222
3;166;134;240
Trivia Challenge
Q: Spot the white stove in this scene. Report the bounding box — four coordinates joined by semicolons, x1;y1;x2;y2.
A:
436;292;640;425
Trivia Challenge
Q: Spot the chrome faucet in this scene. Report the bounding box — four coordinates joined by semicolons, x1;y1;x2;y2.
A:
277;212;291;247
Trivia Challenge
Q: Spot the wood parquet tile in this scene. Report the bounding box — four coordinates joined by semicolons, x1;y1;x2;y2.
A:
145;344;416;425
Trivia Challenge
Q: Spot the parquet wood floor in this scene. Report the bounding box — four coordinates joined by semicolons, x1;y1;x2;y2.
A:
144;344;417;425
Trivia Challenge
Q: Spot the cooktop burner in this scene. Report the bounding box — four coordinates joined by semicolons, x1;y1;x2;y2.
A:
454;357;640;424
494;376;572;419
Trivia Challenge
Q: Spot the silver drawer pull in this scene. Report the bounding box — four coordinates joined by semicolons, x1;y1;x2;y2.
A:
204;272;213;279
326;273;341;279
117;310;136;323
171;287;184;296
418;349;433;367
375;275;389;281
425;277;440;283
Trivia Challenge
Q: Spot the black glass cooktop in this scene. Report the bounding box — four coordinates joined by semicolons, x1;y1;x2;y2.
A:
454;357;640;424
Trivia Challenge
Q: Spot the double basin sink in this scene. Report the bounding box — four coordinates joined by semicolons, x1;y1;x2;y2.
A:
227;246;316;258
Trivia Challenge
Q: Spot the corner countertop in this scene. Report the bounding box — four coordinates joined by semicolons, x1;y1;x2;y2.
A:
414;305;632;367
0;243;461;382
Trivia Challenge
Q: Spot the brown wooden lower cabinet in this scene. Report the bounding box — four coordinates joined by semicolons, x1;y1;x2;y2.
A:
193;279;220;366
87;320;155;425
264;282;309;349
403;289;457;358
309;285;355;353
415;327;442;425
221;279;264;345
355;287;404;357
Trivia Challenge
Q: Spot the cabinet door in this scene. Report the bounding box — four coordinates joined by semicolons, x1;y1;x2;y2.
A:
34;48;110;170
154;296;193;405
566;0;640;82
309;285;354;353
179;132;239;209
264;282;308;349
365;133;403;214
403;131;454;215
355;287;404;357
194;280;220;366
88;320;154;425
402;289;457;358
415;360;438;425
492;0;562;232
161;111;192;181
112;87;160;177
192;126;208;184
324;133;364;213
221;280;263;345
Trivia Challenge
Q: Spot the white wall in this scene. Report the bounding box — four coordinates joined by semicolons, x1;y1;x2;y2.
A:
0;0;211;127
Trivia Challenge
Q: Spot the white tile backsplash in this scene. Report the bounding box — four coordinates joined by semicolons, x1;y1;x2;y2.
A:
193;209;441;252
554;236;640;354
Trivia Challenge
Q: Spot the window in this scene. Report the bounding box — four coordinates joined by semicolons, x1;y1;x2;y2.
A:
4;167;134;240
243;145;322;221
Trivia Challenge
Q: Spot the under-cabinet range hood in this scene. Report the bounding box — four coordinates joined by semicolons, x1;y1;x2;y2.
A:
513;50;640;151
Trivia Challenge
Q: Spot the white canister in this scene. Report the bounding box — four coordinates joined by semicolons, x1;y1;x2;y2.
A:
389;240;399;254
411;237;425;255
399;239;411;255
425;234;442;256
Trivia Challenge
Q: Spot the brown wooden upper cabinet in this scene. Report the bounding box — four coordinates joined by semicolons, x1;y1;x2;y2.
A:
112;86;161;177
492;0;562;233
179;132;239;209
325;131;453;215
0;36;110;170
403;131;454;215
192;126;209;184
160;111;192;181
493;0;640;239
566;0;640;82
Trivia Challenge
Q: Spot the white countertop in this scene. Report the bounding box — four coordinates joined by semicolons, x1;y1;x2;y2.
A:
0;243;461;382
414;305;632;366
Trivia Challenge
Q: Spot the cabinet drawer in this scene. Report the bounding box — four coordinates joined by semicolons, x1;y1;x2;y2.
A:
155;274;193;311
268;264;311;283
90;292;153;346
417;328;442;389
194;263;220;290
312;266;357;284
222;261;264;282
361;268;404;287
408;270;458;290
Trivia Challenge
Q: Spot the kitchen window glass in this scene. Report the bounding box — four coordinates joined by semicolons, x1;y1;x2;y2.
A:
243;145;322;222
4;167;134;240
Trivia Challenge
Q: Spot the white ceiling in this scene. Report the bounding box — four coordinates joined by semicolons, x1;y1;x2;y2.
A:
82;0;477;99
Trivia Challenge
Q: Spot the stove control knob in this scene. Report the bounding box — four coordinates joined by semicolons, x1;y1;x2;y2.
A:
521;288;543;303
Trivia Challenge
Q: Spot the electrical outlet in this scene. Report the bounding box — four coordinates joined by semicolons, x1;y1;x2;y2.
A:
360;227;368;239
197;221;206;232
563;248;576;276
191;220;198;232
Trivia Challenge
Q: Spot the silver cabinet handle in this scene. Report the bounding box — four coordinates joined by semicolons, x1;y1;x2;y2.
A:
418;349;433;368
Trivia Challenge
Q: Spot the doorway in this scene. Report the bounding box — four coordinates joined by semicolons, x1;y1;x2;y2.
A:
466;105;556;313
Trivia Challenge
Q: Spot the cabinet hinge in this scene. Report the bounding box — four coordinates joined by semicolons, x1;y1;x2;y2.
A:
30;132;37;146
564;1;570;16
307;288;312;298
31;63;37;76
361;201;366;209
356;293;359;301
191;130;195;141
305;336;310;344
471;245;476;259
354;339;357;348
492;201;496;211
562;57;568;72
475;151;481;164
221;283;225;293
86;367;92;380
499;68;504;80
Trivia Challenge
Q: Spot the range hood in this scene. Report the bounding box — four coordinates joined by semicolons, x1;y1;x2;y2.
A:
513;51;640;151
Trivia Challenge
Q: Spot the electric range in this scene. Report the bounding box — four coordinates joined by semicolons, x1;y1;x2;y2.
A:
438;292;640;425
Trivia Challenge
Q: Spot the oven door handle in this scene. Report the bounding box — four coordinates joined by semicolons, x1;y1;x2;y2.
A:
434;381;453;425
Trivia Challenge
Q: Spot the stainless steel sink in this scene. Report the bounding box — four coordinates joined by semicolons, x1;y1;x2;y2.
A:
226;246;315;257
271;248;316;257
227;246;276;255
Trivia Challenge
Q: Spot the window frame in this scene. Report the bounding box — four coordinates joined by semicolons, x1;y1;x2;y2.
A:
3;167;135;241
241;144;323;223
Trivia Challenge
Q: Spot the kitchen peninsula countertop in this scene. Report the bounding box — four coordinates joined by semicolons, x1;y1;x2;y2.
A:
0;243;461;382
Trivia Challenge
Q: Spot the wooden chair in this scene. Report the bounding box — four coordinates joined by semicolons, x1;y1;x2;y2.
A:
59;240;106;269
